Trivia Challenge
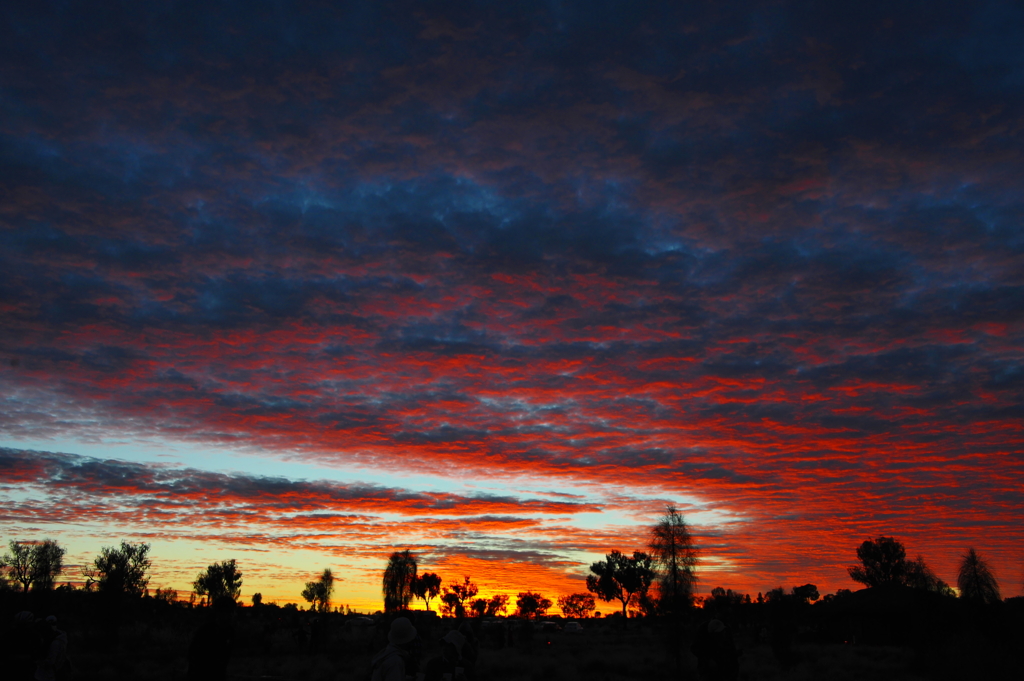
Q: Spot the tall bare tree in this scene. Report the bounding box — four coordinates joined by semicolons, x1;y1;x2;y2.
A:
958;548;1000;604
382;550;417;613
649;507;698;614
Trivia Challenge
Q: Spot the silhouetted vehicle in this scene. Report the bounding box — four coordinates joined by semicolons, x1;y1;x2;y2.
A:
563;622;583;634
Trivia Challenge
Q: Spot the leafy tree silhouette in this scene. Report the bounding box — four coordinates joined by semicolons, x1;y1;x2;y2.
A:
193;559;243;605
848;536;949;593
2;539;66;593
440;591;463;617
440;575;478;617
905;554;955;594
29;540;66;591
649;507;698;614
89;541;151;596
848;536;908;587
301;568;335;613
791;584;819;603
469;597;488;617
515;591;552;619
411;571;442;611
557;592;596;618
383;550;417;613
958;548;1000;604
586;550;656;619
485;593;509;616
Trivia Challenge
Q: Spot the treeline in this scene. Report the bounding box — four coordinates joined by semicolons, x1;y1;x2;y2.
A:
0;539;244;608
697;536;1005;612
373;507;699;621
1;516;1014;614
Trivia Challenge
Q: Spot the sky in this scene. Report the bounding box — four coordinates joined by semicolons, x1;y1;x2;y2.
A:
1;1;1022;611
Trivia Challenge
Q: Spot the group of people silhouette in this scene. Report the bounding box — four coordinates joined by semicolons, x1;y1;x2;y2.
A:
371;617;478;681
11;611;69;681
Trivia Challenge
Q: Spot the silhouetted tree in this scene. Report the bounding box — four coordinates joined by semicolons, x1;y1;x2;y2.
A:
848;536;908;587
2;540;65;592
587;550;656;618
848;537;953;594
2;541;33;592
632;552;657;616
440;591;463;618
791;584;819;603
649;507;698;613
411;571;442;611
515;591;552;619
90;541;151;596
958;548;1000;604
440;575;478;617
193;559;243;605
708;587;747;607
301;568;335;613
469;598;488;617
9;542;34;592
29;539;65;591
905;554;954;595
251;592;263;607
155;586;177;603
382;550;417;613
558;592;596;618
485;593;509;616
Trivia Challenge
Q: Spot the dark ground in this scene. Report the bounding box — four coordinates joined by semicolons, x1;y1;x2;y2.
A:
2;589;1022;680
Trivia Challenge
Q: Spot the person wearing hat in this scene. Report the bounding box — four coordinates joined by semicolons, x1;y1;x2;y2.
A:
423;629;468;681
371;617;419;681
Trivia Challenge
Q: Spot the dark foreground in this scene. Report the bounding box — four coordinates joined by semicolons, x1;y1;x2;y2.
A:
3;589;1022;680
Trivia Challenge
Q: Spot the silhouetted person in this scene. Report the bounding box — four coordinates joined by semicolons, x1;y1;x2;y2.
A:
691;619;738;681
34;615;68;681
423;630;469;681
371;617;419;681
188;596;236;681
457;622;478;678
